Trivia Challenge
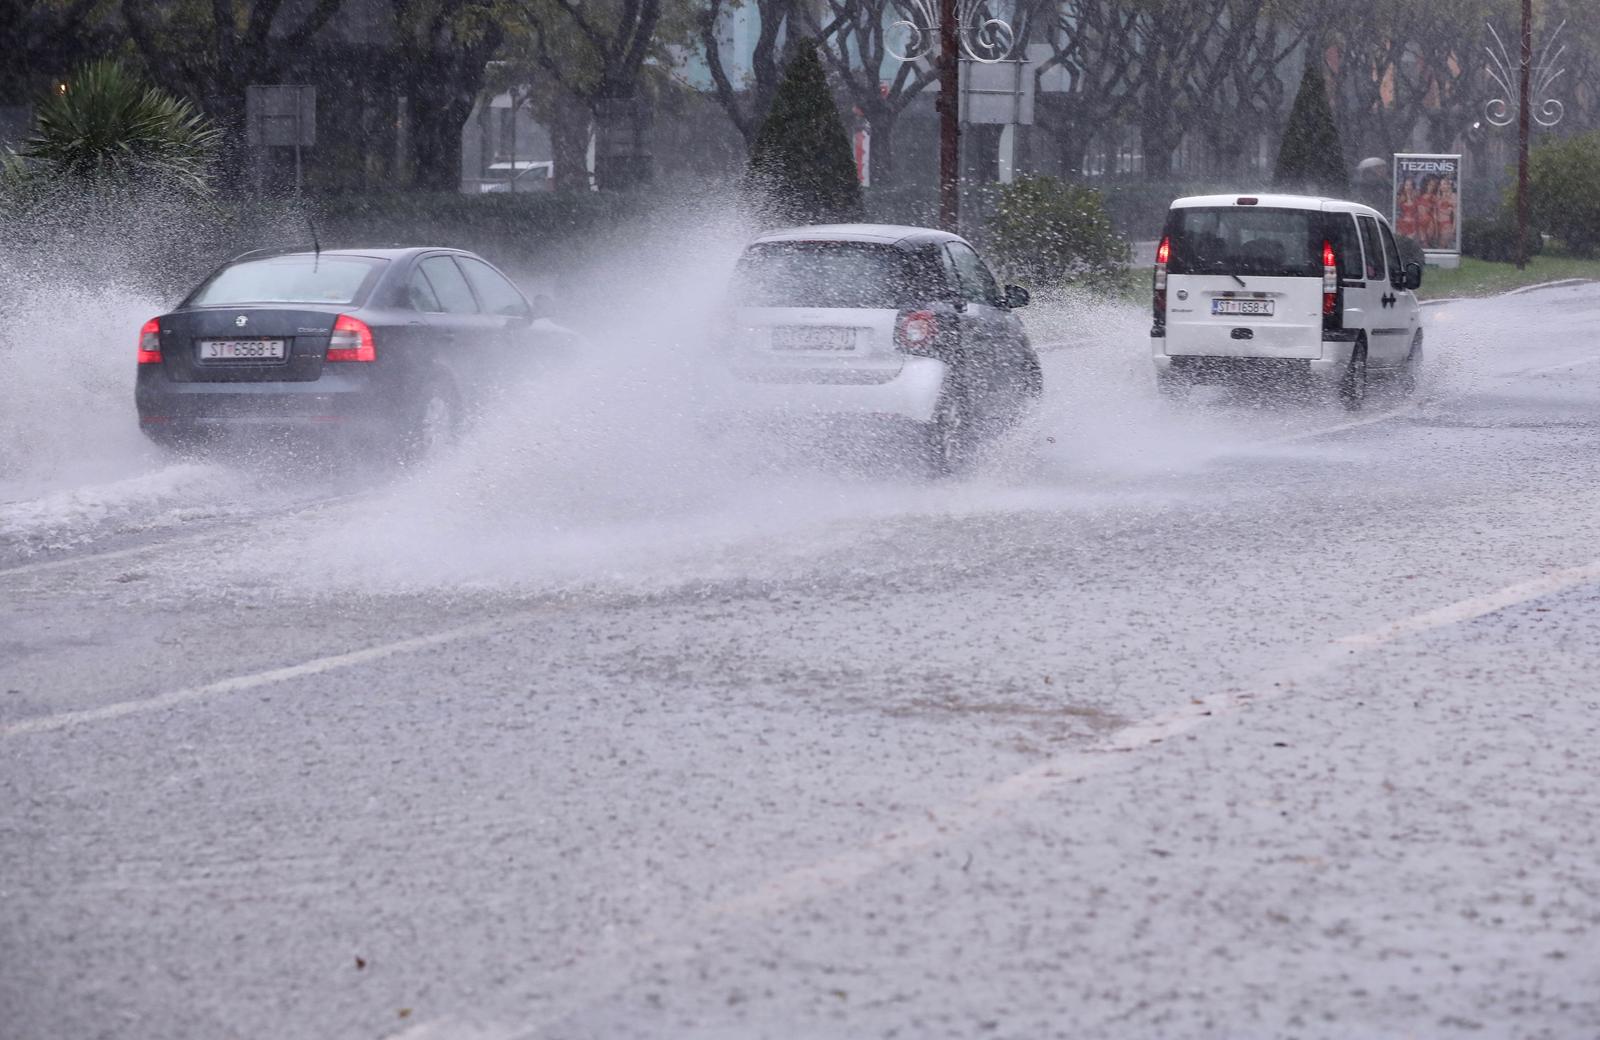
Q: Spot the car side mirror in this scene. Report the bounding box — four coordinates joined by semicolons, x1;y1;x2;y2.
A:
1403;262;1423;291
1004;284;1031;309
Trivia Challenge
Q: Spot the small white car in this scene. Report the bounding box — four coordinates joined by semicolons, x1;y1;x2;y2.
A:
714;224;1041;471
1151;194;1423;408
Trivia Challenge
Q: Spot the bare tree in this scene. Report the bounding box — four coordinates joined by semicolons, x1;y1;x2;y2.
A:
698;0;801;150
391;0;505;190
1548;0;1600;132
804;0;939;187
1182;0;1308;179
516;0;674;188
1314;0;1511;160
1028;0;1141;175
1124;0;1231;179
120;0;346;133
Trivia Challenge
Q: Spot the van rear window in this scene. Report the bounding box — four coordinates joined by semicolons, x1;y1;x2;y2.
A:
1166;207;1326;278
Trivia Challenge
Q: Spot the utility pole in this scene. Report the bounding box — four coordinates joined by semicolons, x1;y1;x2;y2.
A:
1486;10;1564;267
937;0;960;232
1514;0;1532;270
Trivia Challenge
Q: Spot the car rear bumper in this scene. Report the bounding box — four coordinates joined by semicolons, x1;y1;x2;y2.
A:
136;367;395;432
1153;341;1355;383
709;356;950;424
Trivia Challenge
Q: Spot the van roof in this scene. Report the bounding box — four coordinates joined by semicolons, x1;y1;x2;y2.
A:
1170;194;1387;220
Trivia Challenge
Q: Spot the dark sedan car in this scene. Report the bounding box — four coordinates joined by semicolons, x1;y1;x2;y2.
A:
136;246;568;457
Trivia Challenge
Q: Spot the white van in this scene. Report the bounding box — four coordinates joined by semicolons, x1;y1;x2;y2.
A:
1151;194;1423;408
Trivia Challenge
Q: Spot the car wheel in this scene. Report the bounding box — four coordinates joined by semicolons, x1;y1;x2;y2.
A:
924;382;972;477
1397;336;1423;397
401;378;461;462
993;354;1043;431
1338;341;1368;411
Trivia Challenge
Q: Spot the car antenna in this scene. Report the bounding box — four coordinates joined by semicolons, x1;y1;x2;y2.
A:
307;215;321;271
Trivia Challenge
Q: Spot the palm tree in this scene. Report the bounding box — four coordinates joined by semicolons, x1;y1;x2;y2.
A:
22;59;221;194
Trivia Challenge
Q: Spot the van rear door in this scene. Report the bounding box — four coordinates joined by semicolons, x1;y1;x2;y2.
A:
1161;205;1329;360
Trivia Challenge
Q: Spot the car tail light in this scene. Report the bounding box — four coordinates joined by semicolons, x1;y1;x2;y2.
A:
895;309;938;356
136;318;162;364
1321;239;1340;320
326;314;376;362
1153;236;1170;326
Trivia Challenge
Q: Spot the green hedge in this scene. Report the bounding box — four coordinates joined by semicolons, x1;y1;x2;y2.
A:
309;190;658;269
1528;132;1600;257
865;179;1244;241
1462;215;1544;263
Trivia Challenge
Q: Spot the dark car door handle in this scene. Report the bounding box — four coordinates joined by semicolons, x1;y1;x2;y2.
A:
1381;292;1397;307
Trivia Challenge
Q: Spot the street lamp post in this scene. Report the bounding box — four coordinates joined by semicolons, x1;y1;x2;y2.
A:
889;0;1019;233
1516;0;1532;270
938;0;960;232
1485;11;1566;271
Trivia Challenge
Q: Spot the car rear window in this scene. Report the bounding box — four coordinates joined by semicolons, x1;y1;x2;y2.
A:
731;242;929;308
189;256;386;306
1165;207;1327;278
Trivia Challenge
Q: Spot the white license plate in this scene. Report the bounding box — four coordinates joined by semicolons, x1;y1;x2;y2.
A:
1211;299;1274;317
771;326;856;351
198;338;286;360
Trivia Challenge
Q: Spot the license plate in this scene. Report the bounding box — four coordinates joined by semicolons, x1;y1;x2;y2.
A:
197;338;287;361
1211;299;1274;317
770;326;856;351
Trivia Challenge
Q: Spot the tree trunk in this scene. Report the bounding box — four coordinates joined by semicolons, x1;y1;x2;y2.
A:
411;87;472;191
866;106;894;187
593;95;652;191
1054;121;1089;178
1141;120;1178;180
550;88;590;192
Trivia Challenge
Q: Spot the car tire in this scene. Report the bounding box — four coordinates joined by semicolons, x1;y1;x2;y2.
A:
924;381;973;477
1397;335;1423;397
992;353;1044;431
1338;340;1368;411
400;377;462;463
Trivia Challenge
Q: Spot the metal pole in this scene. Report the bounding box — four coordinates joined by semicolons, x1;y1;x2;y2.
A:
1515;0;1532;270
937;0;960;232
294;86;304;197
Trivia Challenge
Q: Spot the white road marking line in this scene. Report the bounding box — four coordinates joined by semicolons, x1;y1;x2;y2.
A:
0;532;218;580
0;618;512;739
0;493;360;581
509;553;1600;1032
1337;558;1600;648
1267;400;1424;446
700;553;1600;922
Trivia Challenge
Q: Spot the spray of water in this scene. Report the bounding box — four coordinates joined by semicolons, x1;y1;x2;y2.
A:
0;184;324;550
2;186;1499;586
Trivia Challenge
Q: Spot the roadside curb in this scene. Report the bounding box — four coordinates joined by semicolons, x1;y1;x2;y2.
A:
1422;277;1596;307
1505;277;1595;295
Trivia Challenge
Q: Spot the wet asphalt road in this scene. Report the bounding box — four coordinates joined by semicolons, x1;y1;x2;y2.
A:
4;285;1600;1039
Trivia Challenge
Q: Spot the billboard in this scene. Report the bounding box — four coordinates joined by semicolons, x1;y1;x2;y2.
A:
1393;153;1461;261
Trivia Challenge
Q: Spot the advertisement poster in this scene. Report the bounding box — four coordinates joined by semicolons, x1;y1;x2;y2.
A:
1393;153;1462;262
